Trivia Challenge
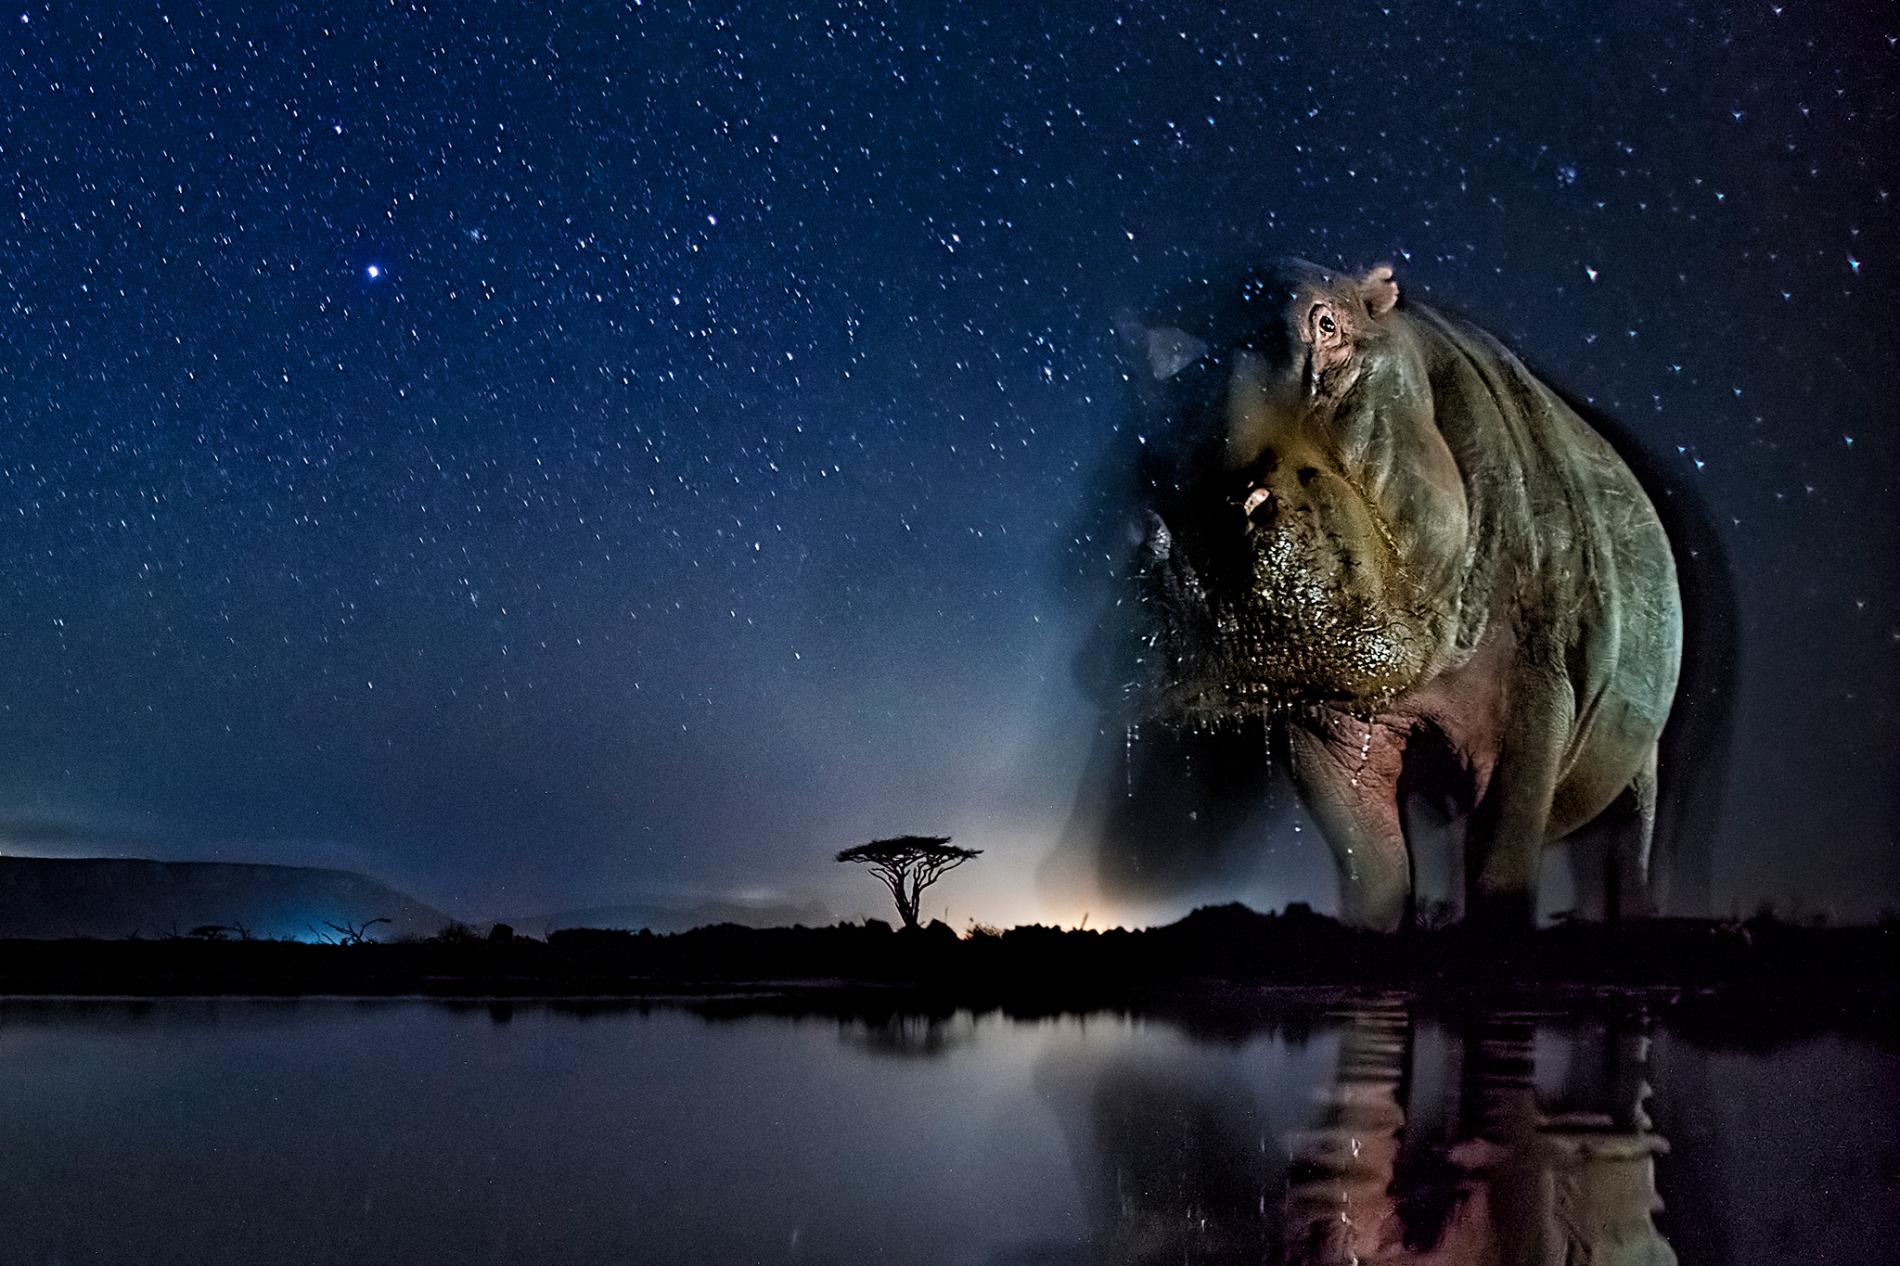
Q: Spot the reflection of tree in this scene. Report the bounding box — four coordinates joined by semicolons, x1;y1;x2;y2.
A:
843;1012;972;1059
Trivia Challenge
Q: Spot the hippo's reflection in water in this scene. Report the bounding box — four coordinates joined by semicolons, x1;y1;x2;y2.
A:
1042;1002;1676;1265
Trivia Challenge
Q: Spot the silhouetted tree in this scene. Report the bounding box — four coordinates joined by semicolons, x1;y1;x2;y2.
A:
309;917;391;945
835;835;982;931
186;922;255;941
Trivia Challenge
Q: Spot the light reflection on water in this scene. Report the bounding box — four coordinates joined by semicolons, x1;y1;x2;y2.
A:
0;997;1892;1265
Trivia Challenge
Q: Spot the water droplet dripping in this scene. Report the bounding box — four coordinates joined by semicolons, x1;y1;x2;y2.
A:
1124;723;1140;798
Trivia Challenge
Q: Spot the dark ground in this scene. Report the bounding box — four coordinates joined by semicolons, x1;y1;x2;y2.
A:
2;904;1894;1040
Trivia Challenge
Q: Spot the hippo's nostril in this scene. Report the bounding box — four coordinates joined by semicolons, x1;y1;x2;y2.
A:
1297;466;1319;486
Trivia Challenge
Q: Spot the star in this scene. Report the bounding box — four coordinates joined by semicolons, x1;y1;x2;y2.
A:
365;263;383;281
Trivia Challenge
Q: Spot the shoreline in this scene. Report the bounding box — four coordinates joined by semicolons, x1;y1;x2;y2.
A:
1;904;1892;1038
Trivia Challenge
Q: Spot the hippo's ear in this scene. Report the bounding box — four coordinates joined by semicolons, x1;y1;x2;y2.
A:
1359;265;1400;318
1117;312;1208;380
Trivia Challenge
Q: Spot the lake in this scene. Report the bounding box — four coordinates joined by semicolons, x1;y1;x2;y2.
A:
0;997;1892;1264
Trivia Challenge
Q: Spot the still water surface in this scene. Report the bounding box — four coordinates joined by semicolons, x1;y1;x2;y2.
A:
1;998;1892;1265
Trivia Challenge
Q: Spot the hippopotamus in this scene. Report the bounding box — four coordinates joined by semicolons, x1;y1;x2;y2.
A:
1065;258;1687;930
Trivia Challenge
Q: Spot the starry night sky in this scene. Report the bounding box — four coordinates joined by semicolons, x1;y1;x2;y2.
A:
2;2;1894;925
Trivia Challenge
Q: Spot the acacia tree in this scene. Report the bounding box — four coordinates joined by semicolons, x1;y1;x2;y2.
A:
836;835;982;931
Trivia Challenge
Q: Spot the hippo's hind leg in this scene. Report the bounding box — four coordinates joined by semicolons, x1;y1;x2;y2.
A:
1562;743;1660;920
1608;745;1660;919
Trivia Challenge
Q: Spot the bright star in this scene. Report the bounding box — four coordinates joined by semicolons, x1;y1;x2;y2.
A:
365;263;382;280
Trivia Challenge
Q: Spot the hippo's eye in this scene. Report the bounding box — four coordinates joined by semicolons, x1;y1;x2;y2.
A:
1313;306;1338;339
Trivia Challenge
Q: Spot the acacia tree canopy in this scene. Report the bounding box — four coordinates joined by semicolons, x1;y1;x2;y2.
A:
835;834;982;931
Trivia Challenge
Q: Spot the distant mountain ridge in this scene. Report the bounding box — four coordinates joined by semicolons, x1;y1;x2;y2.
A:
0;857;448;941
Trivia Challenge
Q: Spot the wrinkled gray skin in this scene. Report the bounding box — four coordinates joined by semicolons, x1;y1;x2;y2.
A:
1075;259;1682;931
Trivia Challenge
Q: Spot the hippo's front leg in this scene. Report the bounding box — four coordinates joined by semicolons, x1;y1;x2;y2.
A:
1287;714;1414;932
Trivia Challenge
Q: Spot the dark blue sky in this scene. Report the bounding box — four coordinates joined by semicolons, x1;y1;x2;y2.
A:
2;1;1893;923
